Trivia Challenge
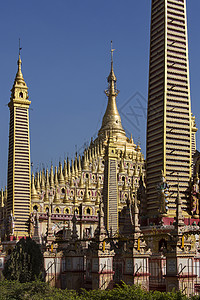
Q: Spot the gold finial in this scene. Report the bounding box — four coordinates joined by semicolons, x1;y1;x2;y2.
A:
71;159;75;177
17;38;23;78
75;155;78;176
111;40;115;65
54;166;58;186
19;38;22;56
78;155;82;176
67;158;71;178
46;169;50;188
98;41;126;141
36;172;41;193
63;160;68;181
41;170;45;191
31;173;38;199
9;41;29;105
13;38;26;87
58;163;65;184
107;41;117;84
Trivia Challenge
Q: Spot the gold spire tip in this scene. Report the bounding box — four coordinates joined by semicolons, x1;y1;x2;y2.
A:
19;38;22;57
111;40;115;64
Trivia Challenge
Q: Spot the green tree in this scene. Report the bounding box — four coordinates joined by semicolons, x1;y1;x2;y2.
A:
3;237;43;283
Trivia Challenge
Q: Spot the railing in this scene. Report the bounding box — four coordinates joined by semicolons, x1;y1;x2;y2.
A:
149;258;166;292
99;258;113;289
34;212;98;222
45;259;61;287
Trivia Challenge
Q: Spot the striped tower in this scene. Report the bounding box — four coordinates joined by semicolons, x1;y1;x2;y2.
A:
7;54;31;237
146;0;196;220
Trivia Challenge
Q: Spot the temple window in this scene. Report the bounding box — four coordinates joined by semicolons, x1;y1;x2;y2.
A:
86;208;91;215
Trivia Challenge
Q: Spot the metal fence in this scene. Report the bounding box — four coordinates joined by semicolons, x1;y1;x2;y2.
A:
45;258;61;287
149;258;166;292
44;255;200;294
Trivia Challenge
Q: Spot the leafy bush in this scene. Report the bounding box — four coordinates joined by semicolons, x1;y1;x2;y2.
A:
3;237;43;283
0;280;80;300
80;283;188;300
0;280;197;300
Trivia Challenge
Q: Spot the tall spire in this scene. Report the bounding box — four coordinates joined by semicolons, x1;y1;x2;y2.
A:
10;48;29;104
31;173;38;200
7;48;31;236
11;41;27;92
15;55;24;84
146;0;193;220
98;41;126;141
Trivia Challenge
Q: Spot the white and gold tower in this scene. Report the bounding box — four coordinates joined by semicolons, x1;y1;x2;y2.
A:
7;53;31;237
100;50;123;235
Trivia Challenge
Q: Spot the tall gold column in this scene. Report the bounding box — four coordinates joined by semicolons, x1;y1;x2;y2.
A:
7;54;31;237
146;0;194;219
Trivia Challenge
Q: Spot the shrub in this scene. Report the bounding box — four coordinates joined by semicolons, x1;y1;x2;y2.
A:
3;237;43;283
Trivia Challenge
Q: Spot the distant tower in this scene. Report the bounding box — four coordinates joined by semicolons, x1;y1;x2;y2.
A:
7;53;31;237
146;0;196;219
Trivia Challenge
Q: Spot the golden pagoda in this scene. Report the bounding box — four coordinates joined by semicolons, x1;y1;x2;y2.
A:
28;43;145;238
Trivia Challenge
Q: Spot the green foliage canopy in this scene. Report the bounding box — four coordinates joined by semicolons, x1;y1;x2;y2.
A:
3;237;43;283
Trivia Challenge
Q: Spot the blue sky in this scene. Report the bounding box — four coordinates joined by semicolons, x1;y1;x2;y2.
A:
0;1;199;187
